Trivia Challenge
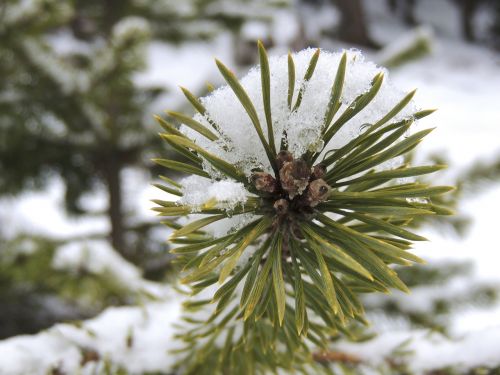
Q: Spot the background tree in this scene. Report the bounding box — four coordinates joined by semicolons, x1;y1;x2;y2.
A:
0;0;283;265
0;0;284;337
0;0;164;263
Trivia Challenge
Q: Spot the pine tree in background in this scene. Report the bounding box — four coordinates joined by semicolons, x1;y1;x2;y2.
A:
0;0;285;338
487;0;500;49
0;0;162;262
0;0;290;267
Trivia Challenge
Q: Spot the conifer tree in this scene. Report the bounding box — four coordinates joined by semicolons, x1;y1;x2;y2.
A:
0;0;283;264
0;0;285;338
0;0;162;262
153;43;454;374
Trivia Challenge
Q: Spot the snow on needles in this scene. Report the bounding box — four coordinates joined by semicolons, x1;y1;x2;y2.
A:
174;48;418;236
180;48;418;178
177;176;253;237
178;175;248;211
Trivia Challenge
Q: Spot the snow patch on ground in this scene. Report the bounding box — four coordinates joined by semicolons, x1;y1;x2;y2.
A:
336;326;500;372
0;299;182;375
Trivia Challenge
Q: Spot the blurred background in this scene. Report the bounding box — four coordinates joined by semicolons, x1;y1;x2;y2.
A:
1;0;500;373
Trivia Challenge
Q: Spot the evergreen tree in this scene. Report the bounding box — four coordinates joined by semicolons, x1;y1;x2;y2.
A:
0;0;163;262
0;0;283;265
0;0;285;338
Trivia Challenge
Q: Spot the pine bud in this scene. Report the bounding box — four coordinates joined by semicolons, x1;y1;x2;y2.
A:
273;199;289;215
251;172;278;193
304;179;330;207
276;150;293;169
312;163;327;180
279;159;311;199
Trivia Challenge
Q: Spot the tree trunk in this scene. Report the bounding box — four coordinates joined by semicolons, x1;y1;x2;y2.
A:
386;0;417;26
403;0;417;26
104;0;128;32
387;0;397;13
103;155;126;256
333;0;379;48
460;0;479;42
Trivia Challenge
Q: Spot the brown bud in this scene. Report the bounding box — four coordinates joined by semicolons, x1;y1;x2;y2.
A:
312;164;327;179
291;159;311;180
276;150;293;169
273;199;289;215
279;162;295;194
279;159;311;199
305;179;330;207
251;172;278;193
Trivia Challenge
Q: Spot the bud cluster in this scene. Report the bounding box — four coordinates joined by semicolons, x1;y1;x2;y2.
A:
251;151;331;218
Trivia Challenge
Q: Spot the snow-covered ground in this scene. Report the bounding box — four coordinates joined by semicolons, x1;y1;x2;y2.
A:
0;299;182;375
337;326;500;372
1;0;500;373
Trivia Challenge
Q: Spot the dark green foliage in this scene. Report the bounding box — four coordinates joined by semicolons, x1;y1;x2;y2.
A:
0;0;290;344
0;0;287;264
457;153;500;195
0;0;168;263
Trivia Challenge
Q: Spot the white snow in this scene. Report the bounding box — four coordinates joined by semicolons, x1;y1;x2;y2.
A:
336;326;500;372
171;175;255;237
364;274;500;316
375;25;434;66
0;178;109;240
295;1;339;44
135;34;233;111
112;17;150;43
241;20;269;41
0;299;183;375
178;175;249;212
52;240;166;297
271;10;300;47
